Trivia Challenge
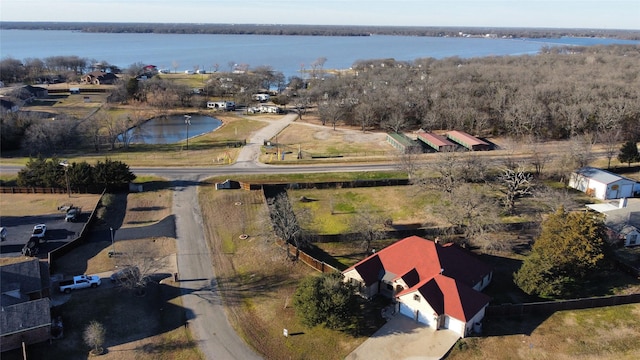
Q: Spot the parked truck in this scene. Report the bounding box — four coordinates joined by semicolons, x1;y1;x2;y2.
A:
65;207;81;222
59;275;102;293
21;237;40;257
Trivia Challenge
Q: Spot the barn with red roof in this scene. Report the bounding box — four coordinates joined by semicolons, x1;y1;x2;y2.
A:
342;236;492;337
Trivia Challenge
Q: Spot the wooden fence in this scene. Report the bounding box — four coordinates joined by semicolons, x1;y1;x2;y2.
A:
0;187;68;194
279;240;340;274
486;293;640;317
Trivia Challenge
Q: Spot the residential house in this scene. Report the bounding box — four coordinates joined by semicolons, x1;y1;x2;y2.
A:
0;258;52;352
588;198;640;247
446;130;490;151
81;71;118;85
569;167;639;200
0;98;19;112
342;236;492;337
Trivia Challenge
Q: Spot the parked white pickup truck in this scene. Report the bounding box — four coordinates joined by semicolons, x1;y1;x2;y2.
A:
59;275;101;293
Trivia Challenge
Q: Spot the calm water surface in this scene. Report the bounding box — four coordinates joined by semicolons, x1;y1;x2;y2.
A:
124;114;222;144
2;30;638;78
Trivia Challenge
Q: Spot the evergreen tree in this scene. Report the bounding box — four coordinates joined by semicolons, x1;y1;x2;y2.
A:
514;207;607;298
293;273;358;331
618;140;639;167
93;158;136;190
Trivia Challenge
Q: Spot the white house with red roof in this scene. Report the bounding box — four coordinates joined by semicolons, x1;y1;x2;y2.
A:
342;236;492;337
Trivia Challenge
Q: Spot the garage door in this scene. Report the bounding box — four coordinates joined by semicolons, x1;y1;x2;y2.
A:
399;303;413;318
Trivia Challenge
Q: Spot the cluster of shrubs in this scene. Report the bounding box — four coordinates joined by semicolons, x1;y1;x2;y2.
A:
16;157;135;192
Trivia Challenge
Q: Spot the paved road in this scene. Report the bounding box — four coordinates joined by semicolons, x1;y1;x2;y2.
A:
167;115;304;359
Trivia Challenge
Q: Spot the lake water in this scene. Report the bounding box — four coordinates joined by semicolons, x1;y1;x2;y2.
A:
124;114;222;144
2;29;638;78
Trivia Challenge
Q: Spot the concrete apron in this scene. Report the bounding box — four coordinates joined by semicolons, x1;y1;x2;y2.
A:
346;314;460;360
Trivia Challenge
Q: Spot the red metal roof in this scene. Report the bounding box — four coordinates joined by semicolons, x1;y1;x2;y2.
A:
345;236;492;321
417;131;456;147
446;130;489;146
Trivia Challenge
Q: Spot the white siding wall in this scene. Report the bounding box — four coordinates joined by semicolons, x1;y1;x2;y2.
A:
473;272;492;292
448;316;466;337
625;229;640;247
569;173;589;192
398;292;438;329
461;305;487;338
592;181;608;200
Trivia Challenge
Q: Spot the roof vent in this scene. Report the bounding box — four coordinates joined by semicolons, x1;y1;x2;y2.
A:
440;268;444;274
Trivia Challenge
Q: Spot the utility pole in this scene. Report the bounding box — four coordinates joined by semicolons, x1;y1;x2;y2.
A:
184;115;192;150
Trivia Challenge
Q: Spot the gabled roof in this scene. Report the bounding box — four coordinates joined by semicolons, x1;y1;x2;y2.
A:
416;131;456;148
345;236;492;321
347;236;491;289
445;130;489;146
573;167;633;185
1;258;44;296
0;298;51;336
415;275;491;322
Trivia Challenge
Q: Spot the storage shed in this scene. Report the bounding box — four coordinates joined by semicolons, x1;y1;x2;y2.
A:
446;131;490;151
569;167;639;200
417;131;457;152
386;133;422;154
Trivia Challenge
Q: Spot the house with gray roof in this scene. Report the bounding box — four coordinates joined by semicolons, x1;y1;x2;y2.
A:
588;198;640;247
1;258;52;352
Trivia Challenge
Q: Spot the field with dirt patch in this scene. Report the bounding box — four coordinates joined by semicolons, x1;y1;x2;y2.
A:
272;122;391;159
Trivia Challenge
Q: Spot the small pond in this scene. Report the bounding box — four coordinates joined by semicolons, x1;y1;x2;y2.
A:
124;114;222;144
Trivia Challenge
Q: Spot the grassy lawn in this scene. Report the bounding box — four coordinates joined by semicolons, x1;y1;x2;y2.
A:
448;303;640;360
199;185;379;359
289;186;445;234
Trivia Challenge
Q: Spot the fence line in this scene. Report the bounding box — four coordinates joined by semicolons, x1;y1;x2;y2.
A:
277;240;340;274
0;187;68;194
486;293;640;317
48;189;106;273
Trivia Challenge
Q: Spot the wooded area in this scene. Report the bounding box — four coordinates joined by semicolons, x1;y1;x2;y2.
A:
2;22;639;39
1;44;639;155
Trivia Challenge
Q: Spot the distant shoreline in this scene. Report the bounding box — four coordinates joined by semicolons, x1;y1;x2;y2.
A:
2;21;640;40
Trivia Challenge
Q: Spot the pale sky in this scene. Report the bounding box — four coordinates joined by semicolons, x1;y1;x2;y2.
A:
1;0;639;30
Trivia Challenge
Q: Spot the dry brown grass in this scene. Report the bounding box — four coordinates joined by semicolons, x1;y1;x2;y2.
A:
0;193;101;217
199;186;367;360
447;304;640;360
121;187;173;228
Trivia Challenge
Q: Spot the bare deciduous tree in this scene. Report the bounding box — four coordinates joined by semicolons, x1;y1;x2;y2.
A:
599;129;621;169
395;146;423;181
268;193;309;259
499;167;533;215
569;133;596;168
430;185;501;246
115;238;169;294
351;210;386;252
83;321;105;354
318;100;344;129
